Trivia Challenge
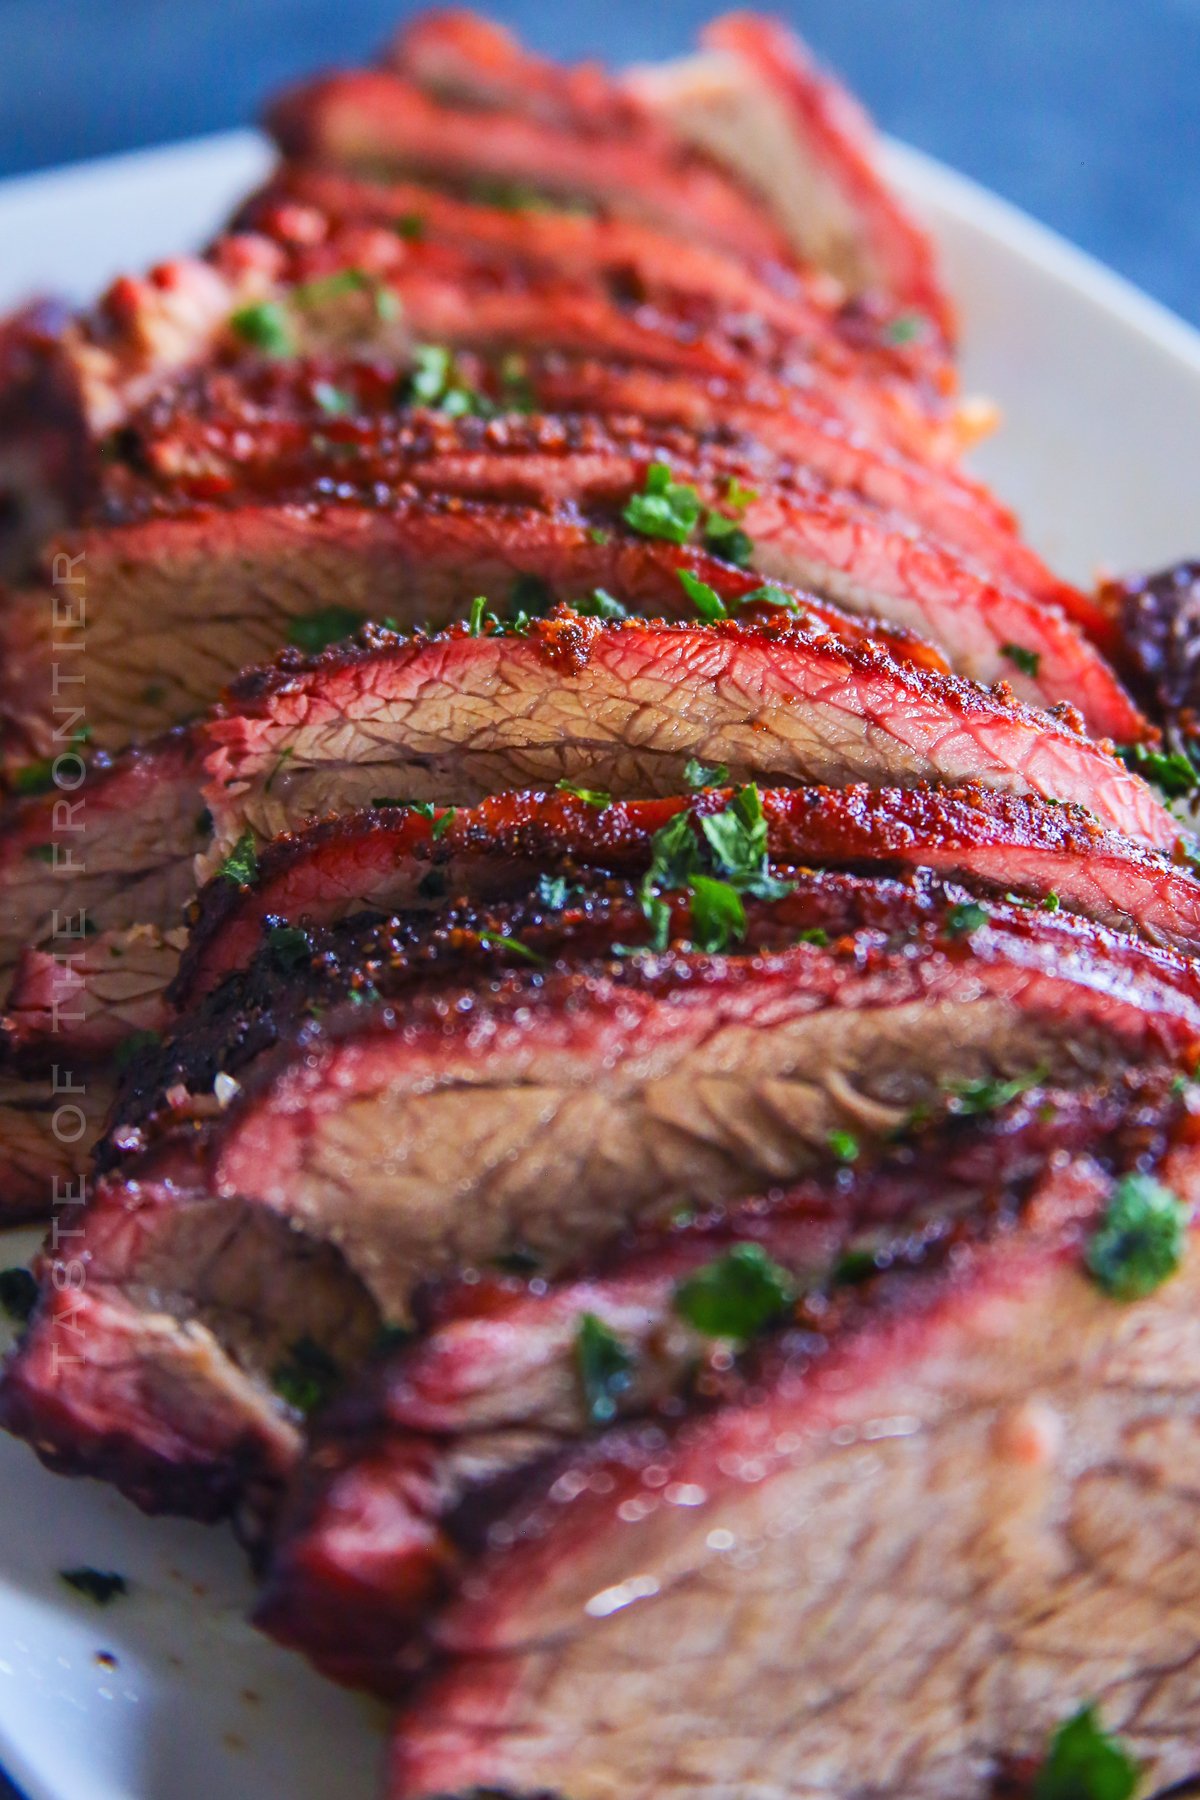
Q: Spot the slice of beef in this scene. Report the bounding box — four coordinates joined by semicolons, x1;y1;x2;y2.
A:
0;729;206;985
4;924;185;1062
178;784;1200;1010
256;1076;1187;1694
0;1071;115;1226
636;14;953;336
385;1163;1200;1798
133;867;1200;1165
264;65;796;267
0;503;918;760
0;1175;380;1523
234;166;864;366
102;405;1139;732
96;896;1200;1326
200;618;1173;858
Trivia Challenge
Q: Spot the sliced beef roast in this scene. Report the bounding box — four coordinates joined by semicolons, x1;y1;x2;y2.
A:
384;1166;1200;1798
256;1075;1190;1694
200;618;1173;858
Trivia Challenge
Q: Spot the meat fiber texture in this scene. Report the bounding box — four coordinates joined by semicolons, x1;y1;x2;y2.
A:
7;888;1200;1523
254;1077;1188;1695
200;618;1173;860
91;401;1136;736
384;1162;1200;1798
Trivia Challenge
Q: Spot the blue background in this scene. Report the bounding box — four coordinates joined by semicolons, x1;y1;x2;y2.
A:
0;3;1196;1795
0;0;1198;327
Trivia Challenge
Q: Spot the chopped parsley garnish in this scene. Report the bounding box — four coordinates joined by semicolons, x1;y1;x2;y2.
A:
312;380;354;417
946;1065;1045;1116
795;927;829;945
698;783;792;901
1043;890;1061;912
1085;1173;1188;1301
217;830;258;887
684;759;729;790
623;462;703;545
630;784;791;955
271;1336;340;1416
466;595;495;635
0;1267;37;1324
287;604;365;653
475;929;545;965
672;1243;794;1339
828;1128;860;1163
267;924;311;971
229;300;295;357
431;807;456;840
25;844;56;864
1031;1703;1139;1800
572;587;628;621
724;475;759;512
10;759;57;797
883;310;929;346
113;1029;163;1072
832;1245;880;1285
575;1312;633;1426
702;512;754;567
536;872;573;911
1117;739;1199;798
556;780;611;808
403;342;490;417
1002;642;1042;677
688;875;746;952
395;212;425;241
738;584;804;613
677;569;728;621
60;1568;128;1606
945;900;989;936
290;267;377;310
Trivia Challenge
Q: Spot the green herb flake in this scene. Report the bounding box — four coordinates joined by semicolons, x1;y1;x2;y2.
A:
945;900;989;937
1043;890;1061;912
832;1245;880;1286
946;1065;1045;1116
699;784;792;902
702;512;754;568
431;807;457;841
1031;1703;1139;1800
884;310;929;347
267;924;311;971
586;526;611;546
536;873;572;911
290;267;372;309
672;1243;794;1340
1002;642;1042;677
475;929;545;965
404;342;490;417
395;212;425;241
0;1267;37;1324
643;810;702;893
795;927;829;946
272;1335;341;1416
312;380;355;417
1085;1173;1188;1302
555;780;611;808
684;759;729;790
218;830;259;887
724;475;759;513
738;584;803;614
828;1128;860;1163
467;595;491;636
10;758;57;796
113;1029;163;1072
1117;739;1199;799
622;462;703;545
229;300;295;357
677;568;728;621
575;1312;633;1426
287;604;365;653
573;587;628;622
60;1568;129;1606
25;843;57;864
688;874;746;952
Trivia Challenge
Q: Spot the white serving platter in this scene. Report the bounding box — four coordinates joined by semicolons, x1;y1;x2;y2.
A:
0;125;1198;1800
